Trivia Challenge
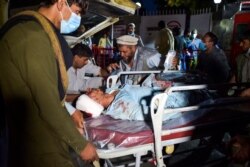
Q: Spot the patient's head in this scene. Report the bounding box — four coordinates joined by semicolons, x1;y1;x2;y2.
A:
87;88;106;105
86;88;115;108
76;94;104;117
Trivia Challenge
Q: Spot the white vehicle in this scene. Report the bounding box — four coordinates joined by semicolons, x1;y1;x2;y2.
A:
5;0;138;48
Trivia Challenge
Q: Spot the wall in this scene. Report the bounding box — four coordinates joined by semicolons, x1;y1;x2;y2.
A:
140;13;186;48
113;9;213;49
190;9;213;37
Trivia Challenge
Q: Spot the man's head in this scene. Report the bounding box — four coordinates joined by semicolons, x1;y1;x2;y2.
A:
39;0;89;33
158;20;166;30
239;30;250;53
184;29;191;38
40;0;88;15
191;29;198;39
172;26;182;36
86;88;106;106
116;35;138;65
203;32;218;51
127;23;135;35
71;43;92;69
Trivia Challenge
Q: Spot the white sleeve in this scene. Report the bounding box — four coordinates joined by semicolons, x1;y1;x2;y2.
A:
147;53;161;68
65;102;76;115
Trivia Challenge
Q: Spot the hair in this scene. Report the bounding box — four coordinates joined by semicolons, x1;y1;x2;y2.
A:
158;20;166;29
184;28;190;36
191;29;198;34
71;43;92;58
40;0;89;15
203;32;218;45
172;26;181;36
239;30;250;41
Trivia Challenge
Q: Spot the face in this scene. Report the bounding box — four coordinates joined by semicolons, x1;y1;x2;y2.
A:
185;32;191;38
70;3;82;15
127;26;135;34
203;35;213;50
240;39;250;52
86;89;105;105
73;55;89;68
118;45;136;65
61;2;82;20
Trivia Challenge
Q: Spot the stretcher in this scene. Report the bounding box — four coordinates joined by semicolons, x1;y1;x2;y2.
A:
84;84;250;167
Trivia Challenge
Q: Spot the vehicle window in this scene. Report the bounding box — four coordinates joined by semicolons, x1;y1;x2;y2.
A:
235;23;249;42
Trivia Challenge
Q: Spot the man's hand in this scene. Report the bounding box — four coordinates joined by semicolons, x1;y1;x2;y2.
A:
240;88;250;97
107;63;120;73
172;56;179;69
80;142;99;162
71;110;84;135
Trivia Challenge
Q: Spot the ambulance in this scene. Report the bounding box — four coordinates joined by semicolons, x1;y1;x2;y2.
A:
230;1;250;69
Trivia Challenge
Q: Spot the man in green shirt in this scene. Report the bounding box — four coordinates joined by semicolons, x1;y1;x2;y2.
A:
0;0;98;166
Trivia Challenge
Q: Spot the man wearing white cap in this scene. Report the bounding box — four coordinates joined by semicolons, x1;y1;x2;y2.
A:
107;35;161;85
127;23;144;47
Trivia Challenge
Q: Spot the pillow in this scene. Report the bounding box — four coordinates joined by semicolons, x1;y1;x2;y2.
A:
76;94;104;118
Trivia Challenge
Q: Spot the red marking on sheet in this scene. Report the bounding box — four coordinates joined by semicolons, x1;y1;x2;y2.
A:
116;101;129;113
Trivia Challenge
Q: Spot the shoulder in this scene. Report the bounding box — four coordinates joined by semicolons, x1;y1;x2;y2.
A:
3;20;54;58
67;66;74;72
236;53;246;63
139;46;158;54
4;20;47;41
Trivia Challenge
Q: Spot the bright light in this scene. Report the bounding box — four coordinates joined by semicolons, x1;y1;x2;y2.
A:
136;2;141;8
214;0;221;4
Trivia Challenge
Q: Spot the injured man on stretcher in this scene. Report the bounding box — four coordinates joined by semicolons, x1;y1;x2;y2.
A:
76;84;215;123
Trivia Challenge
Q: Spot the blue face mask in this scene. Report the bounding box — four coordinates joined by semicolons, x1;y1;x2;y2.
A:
60;1;81;34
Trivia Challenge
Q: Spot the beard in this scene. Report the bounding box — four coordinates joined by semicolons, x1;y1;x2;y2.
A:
123;55;133;65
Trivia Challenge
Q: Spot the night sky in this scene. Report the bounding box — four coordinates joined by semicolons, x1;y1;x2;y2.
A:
133;0;241;11
132;0;157;11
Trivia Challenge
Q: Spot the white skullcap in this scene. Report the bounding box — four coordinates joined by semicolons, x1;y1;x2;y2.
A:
76;94;104;118
128;23;135;28
116;35;138;45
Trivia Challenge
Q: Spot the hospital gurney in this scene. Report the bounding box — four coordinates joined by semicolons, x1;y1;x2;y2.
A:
84;84;250;167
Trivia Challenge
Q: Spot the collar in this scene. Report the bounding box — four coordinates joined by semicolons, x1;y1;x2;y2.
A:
134;47;138;61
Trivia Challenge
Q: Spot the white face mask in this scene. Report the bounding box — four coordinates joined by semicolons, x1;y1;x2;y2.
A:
60;1;81;34
192;33;197;39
